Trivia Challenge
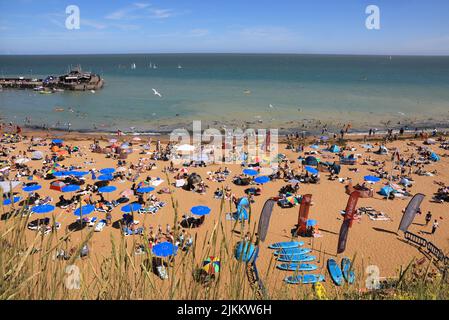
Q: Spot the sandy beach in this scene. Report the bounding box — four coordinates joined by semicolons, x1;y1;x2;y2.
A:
1;124;448;299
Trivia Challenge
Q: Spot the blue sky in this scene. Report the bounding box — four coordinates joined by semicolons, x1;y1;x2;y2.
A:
0;0;448;55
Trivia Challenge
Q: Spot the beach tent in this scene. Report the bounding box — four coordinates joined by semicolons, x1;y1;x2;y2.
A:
50;181;66;192
430;152;440;162
329;145;340;153
379;186;395;197
375;146;389;155
235;197;250;221
31;151;44;160
304;156;318;166
0;181;21;193
330;163;341;175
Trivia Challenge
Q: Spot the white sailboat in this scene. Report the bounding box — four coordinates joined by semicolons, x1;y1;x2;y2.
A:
131;63;136;70
177;64;183;69
153;64;158;69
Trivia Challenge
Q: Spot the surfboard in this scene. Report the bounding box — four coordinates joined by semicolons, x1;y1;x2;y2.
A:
273;248;311;256
314;282;328;300
268;241;304;249
327;258;344;286
277;263;318;272
284;274;325;285
341;257;356;284
277;255;316;263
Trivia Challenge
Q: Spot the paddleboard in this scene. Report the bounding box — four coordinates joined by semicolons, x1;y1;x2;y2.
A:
314;282;328;300
274;248;311;256
327;258;344;286
277;263;318;272
268;241;304;249
285;274;325;285
277;255;316;263
341;257;356;284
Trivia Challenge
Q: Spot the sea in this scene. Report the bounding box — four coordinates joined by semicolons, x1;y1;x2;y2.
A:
1;54;449;135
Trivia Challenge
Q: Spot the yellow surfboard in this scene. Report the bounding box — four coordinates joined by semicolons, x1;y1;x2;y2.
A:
314;282;327;300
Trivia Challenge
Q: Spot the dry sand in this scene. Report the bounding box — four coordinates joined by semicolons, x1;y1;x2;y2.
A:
1;128;448;297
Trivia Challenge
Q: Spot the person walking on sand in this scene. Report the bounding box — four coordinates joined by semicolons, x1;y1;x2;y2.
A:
425;211;432;226
431;220;439;234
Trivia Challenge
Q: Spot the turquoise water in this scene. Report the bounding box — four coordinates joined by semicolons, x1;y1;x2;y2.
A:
1;54;449;133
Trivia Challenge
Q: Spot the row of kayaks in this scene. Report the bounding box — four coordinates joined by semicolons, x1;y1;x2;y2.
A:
269;241;356;286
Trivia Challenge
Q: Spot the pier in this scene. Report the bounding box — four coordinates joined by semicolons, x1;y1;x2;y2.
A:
0;67;104;91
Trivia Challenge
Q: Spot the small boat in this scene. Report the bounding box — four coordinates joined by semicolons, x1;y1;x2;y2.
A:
153;64;158;69
53;108;65;112
34;86;44;92
131;63;136;70
39;90;53;95
177;64;183;69
90;90;96;94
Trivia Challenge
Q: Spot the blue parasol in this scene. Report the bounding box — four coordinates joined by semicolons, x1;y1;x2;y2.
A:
305;166;319;175
62;185;80;193
74;204;95;217
32;204;55;214
152;242;178;257
100;168;116;175
98;186;117;193
137;186;155;193
243;169;258;176
121;203;142;213
254;176;270;184
3;196;21;205
191;205;211;216
22;185;42;192
52;139;63;145
97;174;113;181
364;175;381;183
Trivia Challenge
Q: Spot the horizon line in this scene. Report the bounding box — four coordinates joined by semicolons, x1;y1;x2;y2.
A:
1;52;449;57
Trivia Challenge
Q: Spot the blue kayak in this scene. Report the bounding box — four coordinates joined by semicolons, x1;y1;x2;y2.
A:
274;248;312;256
268;241;304;249
285;274;325;285
341;258;356;284
327;259;344;286
277;263;318;272
277;255;316;263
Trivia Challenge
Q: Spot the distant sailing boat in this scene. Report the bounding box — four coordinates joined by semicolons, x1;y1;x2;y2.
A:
149;62;153;69
131;63;136;70
389;56;392;61
177;64;183;69
153;64;158;69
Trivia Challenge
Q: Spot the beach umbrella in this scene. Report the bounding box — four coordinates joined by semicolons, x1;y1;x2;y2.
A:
100;168;116;175
32;204;55;214
254;176;270;185
52;139;63;145
67;171;89;177
305;166;319;175
286;196;299;205
202;256;221;275
152;242;178;257
15;158;30;165
0;181;21;193
243;169;258;176
62;185;80;193
53;171;69;177
191;205;211;216
121;203;142;213
307;219;317;227
31;151;44;160
364;175;381;183
109;139;117;143
320;136;329;141
98;174;113;181
3;196;21;205
74;204;95;217
137;186;155;194
22;185;42;193
98;186;117;193
132;137;142;141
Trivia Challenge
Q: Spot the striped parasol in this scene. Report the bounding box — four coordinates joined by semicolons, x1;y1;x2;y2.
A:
202;256;221;275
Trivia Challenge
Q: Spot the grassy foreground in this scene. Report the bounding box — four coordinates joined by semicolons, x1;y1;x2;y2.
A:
1;193;448;300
